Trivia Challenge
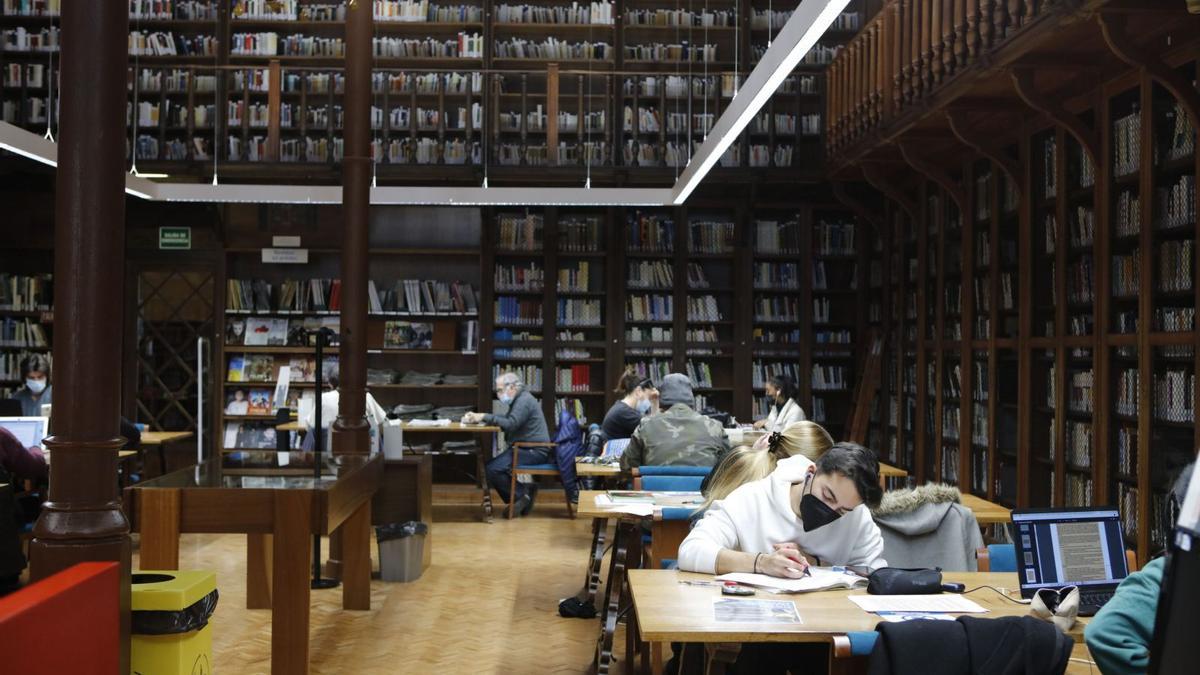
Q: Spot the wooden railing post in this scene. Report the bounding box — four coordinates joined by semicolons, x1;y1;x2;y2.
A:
931;0;944;85
895;0;908;109
955;0;968;67
994;0;1008;45
967;0;981;62
908;0;920;101
547;63;559;165
920;0;933;94
979;0;994;52
942;0;956;79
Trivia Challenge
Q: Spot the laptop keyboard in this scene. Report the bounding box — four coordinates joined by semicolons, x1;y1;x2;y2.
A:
1080;591;1114;607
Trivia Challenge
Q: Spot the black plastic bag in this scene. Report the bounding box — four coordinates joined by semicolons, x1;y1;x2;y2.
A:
376;521;429;543
131;584;220;636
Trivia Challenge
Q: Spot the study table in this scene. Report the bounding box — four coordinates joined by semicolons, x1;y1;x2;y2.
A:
125;454;382;675
959;493;1012;525
139;430;195;477
627;569;1087;675
578;490;701;673
277;420;500;522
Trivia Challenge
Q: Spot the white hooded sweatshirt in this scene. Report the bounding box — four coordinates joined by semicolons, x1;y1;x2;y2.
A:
677;454;888;573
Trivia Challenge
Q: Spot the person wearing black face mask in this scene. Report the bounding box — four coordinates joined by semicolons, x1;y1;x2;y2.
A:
678;442;886;578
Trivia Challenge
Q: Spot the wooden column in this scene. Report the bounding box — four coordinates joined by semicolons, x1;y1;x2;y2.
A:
334;0;373;456
30;0;131;668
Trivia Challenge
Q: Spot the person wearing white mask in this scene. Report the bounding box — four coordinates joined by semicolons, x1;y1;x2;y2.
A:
600;370;660;440
463;372;550;516
752;374;805;432
11;354;52;417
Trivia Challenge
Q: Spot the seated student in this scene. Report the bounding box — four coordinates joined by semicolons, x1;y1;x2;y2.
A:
752;375;804;432
1085;461;1194;675
0;427;47;593
621;373;728;471
601;371;659;440
11;354;52;417
698;421;833;511
464;372;551;516
301;374;390;452
678;442;886;576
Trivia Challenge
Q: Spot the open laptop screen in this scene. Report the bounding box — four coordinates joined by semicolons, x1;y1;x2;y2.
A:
1012;507;1128;595
0;416;49;449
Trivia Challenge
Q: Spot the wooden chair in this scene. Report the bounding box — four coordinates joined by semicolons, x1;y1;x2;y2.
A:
508;441;575;520
977;544;1139;573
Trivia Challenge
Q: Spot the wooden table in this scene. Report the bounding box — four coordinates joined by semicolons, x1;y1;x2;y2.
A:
400;422;500;523
628;570;1085;675
139;430;195;476
575;459;624;478
125;454;382;675
960;493;1012;525
577;490;700;674
278;421;500;522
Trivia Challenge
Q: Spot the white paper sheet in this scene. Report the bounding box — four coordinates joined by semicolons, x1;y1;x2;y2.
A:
848;594;988;613
592;494;653;517
715;568;867;594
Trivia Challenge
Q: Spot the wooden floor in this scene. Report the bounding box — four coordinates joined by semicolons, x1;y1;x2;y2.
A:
132;501;627;674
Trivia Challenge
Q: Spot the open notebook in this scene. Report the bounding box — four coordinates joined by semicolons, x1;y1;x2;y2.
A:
715;567;868;594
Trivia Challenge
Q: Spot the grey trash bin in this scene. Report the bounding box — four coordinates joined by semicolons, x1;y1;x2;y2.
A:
376;521;428;582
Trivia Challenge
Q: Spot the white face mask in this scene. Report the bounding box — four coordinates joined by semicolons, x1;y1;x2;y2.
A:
26;378;47;395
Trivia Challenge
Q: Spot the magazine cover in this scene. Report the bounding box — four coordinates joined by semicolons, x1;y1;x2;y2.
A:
226;317;246;345
246;354;275;382
225;389;250;415
227;355;246;382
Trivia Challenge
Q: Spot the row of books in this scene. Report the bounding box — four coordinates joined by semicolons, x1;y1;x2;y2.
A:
495;142;610;167
0;350;48;381
0;317;48;347
497;213;543;251
686;295;722;322
495;263;543;291
492;364;542;392
628;260;672;289
0;273;51;311
555;365;594;392
373;0;481;23
1065;421;1093;468
812;297;832;324
231;0;339;21
497;1;612;25
1068;369;1095;414
1156;307;1194;332
1112;250;1140;297
750;113;803;135
556;398;587;423
368;280;478;315
2;26;59;52
1158;240;1193;294
371;70;481;94
1156;174;1194;230
753;262;799;290
685;360;714;388
624;8;733;27
814;221;855;256
1112;110;1141;177
2;62;44;88
555;298;601;326
1154;369;1194;422
494;297;543;325
751;361;799;389
813;329;850;344
811;364;848;391
942;406;959;441
753;219;801;255
624;43;717;63
493;37;610;60
627;294;673;322
127;31;216;57
557;262;593;293
626;358;669;385
1069;206;1094;248
1;0;59;16
559;216;603;252
378;34;483;58
1115;426;1137;476
227;353;337;384
689;220;735;254
628;212;675;253
971;402;988;446
626;326;670;343
226;316;330;347
1067;256;1094;305
1065;474;1094;508
753;296;799;323
748;145;794;168
1114;189;1140;238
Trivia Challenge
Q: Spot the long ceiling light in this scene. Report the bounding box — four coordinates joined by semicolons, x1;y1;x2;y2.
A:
672;0;850;204
0;0;844;206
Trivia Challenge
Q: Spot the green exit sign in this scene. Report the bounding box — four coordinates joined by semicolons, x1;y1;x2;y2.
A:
159;226;191;250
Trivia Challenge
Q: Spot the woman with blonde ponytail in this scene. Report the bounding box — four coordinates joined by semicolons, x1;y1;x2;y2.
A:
699;421;834;511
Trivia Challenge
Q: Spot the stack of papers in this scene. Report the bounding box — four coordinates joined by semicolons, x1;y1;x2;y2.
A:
848;594;988;613
406;419;451;428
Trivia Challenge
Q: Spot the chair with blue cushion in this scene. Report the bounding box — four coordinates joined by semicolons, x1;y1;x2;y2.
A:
508;441;575;520
632;465;711;492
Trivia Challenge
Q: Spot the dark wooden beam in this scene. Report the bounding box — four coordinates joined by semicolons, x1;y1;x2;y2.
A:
1010;67;1099;163
897;141;968;215
861;161;918;221
831;181;884;236
945;109;1024;198
1097;11;1200;131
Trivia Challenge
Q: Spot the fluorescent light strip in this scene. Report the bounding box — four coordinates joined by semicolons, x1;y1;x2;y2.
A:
0;0;841;208
671;0;850;204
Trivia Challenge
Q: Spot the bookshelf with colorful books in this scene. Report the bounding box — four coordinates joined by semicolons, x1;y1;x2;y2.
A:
750;209;802;422
683;207;738;415
0;270;52;399
622;207;677;404
550;208;609;426
808;208;859;431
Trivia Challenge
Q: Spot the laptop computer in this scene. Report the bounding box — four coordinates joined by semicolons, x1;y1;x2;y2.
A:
1012;506;1130;616
0;416;50;449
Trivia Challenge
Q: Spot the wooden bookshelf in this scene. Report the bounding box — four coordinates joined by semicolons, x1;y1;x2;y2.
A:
0;266;52;400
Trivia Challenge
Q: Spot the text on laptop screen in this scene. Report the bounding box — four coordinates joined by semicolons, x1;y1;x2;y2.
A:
1013;508;1128;592
0;417;48;448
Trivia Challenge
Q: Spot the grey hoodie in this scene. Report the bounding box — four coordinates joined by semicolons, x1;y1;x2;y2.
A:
871;484;985;572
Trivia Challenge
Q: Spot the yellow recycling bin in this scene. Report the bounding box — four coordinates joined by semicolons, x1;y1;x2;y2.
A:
131;570;218;675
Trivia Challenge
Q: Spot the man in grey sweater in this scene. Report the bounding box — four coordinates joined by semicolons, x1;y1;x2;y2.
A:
465;372;550;516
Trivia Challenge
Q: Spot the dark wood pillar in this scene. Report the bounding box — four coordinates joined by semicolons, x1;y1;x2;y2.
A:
333;0;373;456
29;0;131;670
328;0;373;582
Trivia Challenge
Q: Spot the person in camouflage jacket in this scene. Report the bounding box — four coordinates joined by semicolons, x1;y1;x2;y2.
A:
621;373;729;471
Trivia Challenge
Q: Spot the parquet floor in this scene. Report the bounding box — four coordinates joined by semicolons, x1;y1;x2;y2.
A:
132;501;630;675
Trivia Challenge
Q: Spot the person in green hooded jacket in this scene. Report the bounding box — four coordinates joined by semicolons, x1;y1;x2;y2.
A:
1084;461;1193;675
